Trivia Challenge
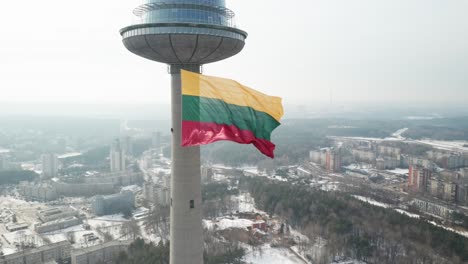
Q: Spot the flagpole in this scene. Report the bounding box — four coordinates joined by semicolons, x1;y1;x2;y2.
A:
169;64;203;264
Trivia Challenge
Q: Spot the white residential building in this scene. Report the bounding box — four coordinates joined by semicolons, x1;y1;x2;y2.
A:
110;139;125;172
41;153;59;179
71;240;132;264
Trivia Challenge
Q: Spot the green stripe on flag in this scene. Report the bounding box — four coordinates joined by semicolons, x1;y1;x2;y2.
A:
182;95;280;141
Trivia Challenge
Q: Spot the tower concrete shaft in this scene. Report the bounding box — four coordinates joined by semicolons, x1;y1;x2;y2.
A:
170;64;203;264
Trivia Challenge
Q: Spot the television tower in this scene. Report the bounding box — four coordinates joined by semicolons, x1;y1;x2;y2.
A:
120;1;247;263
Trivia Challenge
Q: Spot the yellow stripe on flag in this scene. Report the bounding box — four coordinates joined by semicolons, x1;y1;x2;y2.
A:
181;70;284;122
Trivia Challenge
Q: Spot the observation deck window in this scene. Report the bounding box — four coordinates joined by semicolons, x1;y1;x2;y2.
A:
134;2;236;28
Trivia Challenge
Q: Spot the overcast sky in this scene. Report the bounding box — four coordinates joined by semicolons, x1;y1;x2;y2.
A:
0;0;467;105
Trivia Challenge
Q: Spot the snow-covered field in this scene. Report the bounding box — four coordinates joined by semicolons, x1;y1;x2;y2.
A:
42;233;68;243
415;139;468;152
204;218;253;230
391;128;408;139
85;213;132;241
352;195;391;208
93;214;128;222
385;168;409;175
330;134;468;153
3;229;45;247
232;192;258;212
0;196;39;207
244;245;306;264
87;218;123;229
0;196;44;225
1;247;16;255
72;230;102;249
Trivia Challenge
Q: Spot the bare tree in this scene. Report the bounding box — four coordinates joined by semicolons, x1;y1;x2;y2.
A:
102;232;113;242
121;219;141;240
66;231;75;244
145;205;170;240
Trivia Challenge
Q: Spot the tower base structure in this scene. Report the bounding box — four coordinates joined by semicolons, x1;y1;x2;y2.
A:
170;64;203;264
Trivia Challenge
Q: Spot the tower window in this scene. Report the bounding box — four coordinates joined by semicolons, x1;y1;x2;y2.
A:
190;200;195;209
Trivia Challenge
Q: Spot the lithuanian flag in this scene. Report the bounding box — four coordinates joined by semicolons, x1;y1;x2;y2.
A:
181;70;283;158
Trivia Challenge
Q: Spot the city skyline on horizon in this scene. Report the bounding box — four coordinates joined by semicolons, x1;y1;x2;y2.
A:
0;0;467;105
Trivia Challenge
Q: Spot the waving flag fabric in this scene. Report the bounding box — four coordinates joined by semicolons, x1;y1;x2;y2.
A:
181;70;283;158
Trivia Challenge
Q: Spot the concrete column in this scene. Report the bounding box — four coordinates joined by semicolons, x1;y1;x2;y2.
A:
169;64;203;264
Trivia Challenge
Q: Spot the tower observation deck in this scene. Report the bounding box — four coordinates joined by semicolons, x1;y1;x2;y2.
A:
120;0;247;65
120;1;247;264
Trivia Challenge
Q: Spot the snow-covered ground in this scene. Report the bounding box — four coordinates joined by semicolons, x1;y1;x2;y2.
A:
289;229;310;244
244;245;306;264
72;230;102;249
42;223;86;236
213;173;229;182
3;229;45;247
60;197;88;205
405;116;439;120
133;207;150;216
139;221;162;243
0;148;10;153
390;128;408;139
121;185;142;193
352;196;468;239
204;218;253;231
320;182;340;192
42;233;68;243
428;221;468;239
328;136;386;142
415;139;468;152
1;247;16;255
395;209;420;219
330;135;468;153
232;192;259;213
212;164;235;170
0;208;15;222
58;152;82;159
331;261;366;264
67;163;84;168
352;195;391;208
93;214;128;222
85;214;130;240
344;163;373;171
0;196;39;207
87;218;123;229
271;175;288;182
150;167;171;175
0;196;44;225
243;167;259;176
385;168;409;175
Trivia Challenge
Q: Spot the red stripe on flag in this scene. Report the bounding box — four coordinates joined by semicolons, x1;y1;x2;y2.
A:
182;120;276;158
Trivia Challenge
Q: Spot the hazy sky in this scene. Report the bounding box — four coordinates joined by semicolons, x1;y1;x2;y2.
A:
0;0;467;105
